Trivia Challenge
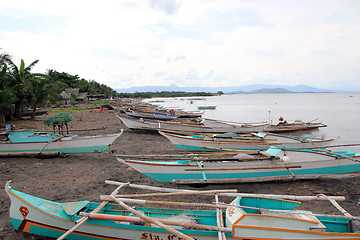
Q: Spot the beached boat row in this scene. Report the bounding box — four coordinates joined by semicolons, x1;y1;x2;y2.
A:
119;113;327;134
118;114;270;133
3;102;360;240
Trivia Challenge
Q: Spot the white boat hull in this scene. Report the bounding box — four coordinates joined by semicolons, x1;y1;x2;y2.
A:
0;131;123;154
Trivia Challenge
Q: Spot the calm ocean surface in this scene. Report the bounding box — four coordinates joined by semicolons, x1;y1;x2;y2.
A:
147;93;360;152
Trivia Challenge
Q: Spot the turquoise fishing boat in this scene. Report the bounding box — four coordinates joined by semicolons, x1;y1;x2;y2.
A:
159;131;335;151
5;181;360;240
116;147;360;184
0;129;123;155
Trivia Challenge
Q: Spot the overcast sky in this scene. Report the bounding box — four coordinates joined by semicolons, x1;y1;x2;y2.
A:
1;0;360;91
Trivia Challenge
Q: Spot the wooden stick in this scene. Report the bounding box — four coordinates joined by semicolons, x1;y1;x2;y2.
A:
109;195;194;240
79;212;231;232
115;152;241;158
39;136;62;153
316;149;360;163
317;194;354;219
57;183;129;240
172;173;360;185
98;197;360;220
105;180;193;192
113;189;238;198
199;146;256;152
100;196;223;208
20;127;106;134
0;152;60;158
104;180;345;201
184;165;302;171
202;157;271;161
215;194;226;240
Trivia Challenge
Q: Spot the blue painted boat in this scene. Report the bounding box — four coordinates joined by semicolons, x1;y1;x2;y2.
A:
5;181;360;239
125;111;177;121
116;147;360;184
197;105;216;110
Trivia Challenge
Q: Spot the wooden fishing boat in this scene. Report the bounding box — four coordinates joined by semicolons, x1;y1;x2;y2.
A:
125;111;177;121
169;109;204;118
5;180;360;240
118;115;268;133
159;131;335;151
265;120;327;133
0;129;123;155
116;147;360;184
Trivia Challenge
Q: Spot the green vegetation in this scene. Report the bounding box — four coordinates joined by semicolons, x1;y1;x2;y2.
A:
1;51;218;124
0;51;116;123
47;108;90;114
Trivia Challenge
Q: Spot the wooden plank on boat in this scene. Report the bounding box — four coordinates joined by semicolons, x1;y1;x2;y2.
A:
317;149;360;163
57;182;130;240
215;194;226;240
199;146;258;153
202;156;271;162
109;195;195;240
184;165;301;171
113;189;238;198
172;172;360;184
0;152;60;158
105;180;345;201
80;212;232;232
100;196;226;209
39;136;62;153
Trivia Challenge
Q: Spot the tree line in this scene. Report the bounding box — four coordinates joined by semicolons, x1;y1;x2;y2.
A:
118;91;216;98
0;52;116;122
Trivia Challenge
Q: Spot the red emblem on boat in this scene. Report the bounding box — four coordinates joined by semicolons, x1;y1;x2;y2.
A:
19;206;29;218
228;207;235;217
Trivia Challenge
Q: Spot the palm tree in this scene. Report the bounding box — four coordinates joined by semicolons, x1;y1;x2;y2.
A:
0;52;17;123
25;75;50;119
7;59;39;118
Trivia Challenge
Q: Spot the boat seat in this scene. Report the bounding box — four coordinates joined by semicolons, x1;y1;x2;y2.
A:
260;209;326;232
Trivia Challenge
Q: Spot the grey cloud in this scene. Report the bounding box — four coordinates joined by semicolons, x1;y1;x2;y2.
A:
149;0;182;15
167;54;186;62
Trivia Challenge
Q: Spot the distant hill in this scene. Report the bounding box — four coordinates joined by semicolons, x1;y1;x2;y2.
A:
116;84;336;94
244;88;295;94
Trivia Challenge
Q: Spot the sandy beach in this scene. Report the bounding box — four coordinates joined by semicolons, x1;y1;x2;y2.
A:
1;106;360;240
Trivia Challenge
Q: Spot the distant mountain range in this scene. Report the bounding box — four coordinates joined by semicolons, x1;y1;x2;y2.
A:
116;84;338;94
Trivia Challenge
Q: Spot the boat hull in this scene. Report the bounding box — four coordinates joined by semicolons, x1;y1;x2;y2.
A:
159;131;334;152
119;115;267;133
117;149;360;184
5;182;221;240
0;131;123;154
5;181;360;240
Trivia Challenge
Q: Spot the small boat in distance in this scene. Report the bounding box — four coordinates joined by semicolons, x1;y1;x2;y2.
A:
197;105;217;110
5;180;360;240
265;119;327;133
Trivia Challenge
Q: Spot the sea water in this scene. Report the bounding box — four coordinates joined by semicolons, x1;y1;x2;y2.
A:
147;93;360;152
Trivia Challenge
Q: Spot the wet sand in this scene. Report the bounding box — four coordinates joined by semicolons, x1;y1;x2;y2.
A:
1;107;359;240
